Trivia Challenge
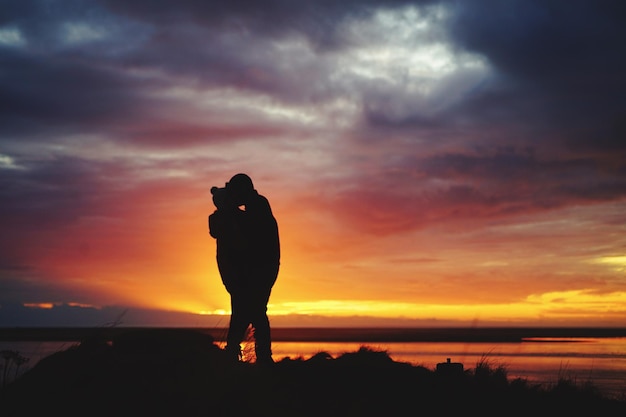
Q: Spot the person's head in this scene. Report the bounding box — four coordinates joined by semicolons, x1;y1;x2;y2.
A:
226;173;255;205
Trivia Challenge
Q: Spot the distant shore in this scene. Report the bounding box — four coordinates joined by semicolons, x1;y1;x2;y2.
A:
2;326;626;343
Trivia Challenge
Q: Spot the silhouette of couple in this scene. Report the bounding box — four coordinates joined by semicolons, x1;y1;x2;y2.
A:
208;173;280;364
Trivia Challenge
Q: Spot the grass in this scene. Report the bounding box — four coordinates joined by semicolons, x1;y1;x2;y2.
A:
1;328;624;416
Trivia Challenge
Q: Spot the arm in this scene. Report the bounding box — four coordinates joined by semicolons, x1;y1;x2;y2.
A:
208;210;222;239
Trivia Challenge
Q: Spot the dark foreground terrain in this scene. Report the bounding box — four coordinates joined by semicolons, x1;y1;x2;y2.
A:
1;328;624;417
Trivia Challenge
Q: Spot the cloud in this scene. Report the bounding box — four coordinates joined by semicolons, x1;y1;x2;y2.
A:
0;48;159;140
1;0;626;323
2;0;625;220
0;157;98;233
4;0;622;161
448;0;626;151
0;302;214;327
1;1;487;145
312;147;626;236
0;155;114;289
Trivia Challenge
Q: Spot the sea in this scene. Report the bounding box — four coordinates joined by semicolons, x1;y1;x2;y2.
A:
1;329;625;400
271;338;626;399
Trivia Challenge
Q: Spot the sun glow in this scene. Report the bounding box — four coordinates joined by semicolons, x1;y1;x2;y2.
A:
23;303;55;309
267;299;537;320
261;289;626;323
593;256;626;271
199;309;229;316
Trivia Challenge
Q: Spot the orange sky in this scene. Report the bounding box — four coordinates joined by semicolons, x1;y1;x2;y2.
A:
13;168;625;327
1;1;625;327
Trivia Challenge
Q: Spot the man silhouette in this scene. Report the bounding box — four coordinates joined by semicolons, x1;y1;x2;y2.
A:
208;173;280;364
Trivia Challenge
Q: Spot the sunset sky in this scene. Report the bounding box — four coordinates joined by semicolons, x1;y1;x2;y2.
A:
1;0;625;328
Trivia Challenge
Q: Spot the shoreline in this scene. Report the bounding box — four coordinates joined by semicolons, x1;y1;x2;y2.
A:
2;328;625;415
2;326;626;343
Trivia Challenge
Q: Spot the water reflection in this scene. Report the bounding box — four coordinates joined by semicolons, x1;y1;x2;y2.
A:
3;338;625;398
269;339;626;398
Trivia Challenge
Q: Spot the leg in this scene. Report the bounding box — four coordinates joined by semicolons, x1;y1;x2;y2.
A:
225;292;250;361
249;287;273;364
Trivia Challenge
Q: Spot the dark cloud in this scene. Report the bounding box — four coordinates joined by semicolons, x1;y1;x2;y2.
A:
0;156;104;274
0;274;85;310
357;0;626;166
451;0;626;82
2;0;625;215
0;0;360;143
0;303;235;327
0;47;170;140
1;0;625;322
418;150;626;206
448;0;626;151
324;148;626;235
96;1;370;101
103;0;439;46
3;0;624;144
1;156;104;229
